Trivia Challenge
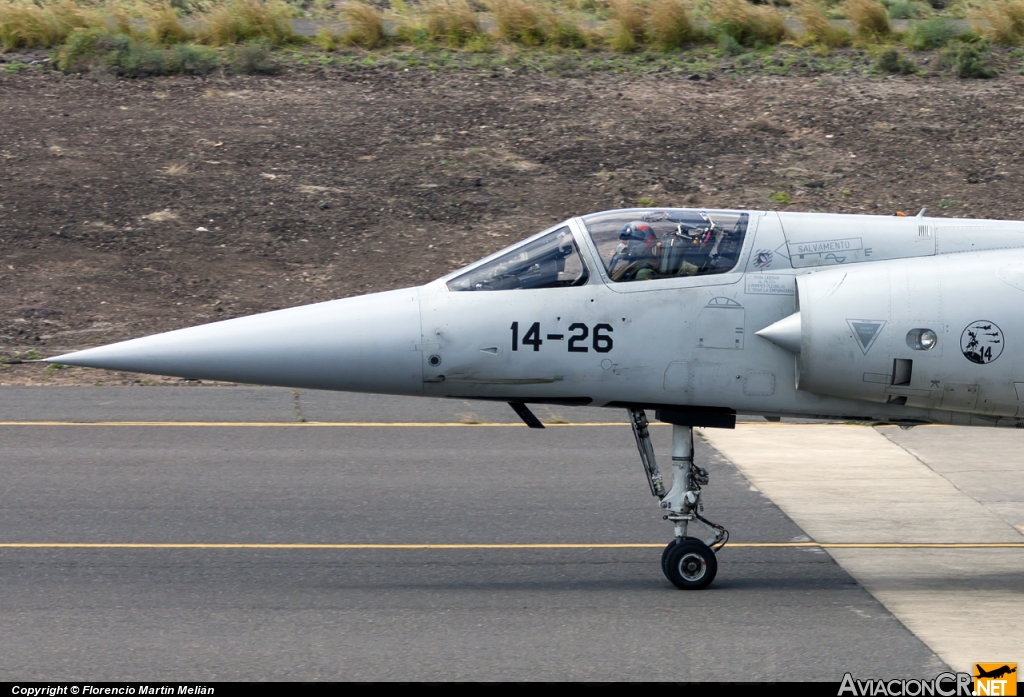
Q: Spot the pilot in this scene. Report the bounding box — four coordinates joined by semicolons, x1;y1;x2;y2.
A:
609;221;660;281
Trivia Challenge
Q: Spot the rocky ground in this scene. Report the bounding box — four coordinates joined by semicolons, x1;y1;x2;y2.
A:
2;60;1024;385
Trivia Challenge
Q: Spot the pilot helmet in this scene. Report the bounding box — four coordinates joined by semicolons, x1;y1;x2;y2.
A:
618;221;657;258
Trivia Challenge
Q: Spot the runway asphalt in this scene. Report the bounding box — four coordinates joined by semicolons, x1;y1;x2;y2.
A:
0;387;1003;680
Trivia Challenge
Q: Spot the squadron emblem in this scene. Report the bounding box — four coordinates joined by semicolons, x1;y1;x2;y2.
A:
753;249;774;268
960;320;1003;365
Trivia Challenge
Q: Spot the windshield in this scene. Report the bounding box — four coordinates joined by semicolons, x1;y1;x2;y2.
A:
583;209;749;282
447;226;589;291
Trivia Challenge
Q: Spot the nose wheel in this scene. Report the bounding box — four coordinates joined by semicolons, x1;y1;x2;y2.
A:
629;408;728;590
660;537;679;576
663;537;718;590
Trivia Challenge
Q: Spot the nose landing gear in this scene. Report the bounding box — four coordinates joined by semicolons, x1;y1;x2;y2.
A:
663;537;718;590
629;408;729;590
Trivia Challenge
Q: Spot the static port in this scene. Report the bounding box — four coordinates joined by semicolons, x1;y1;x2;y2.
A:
906;328;937;351
428;354;442;367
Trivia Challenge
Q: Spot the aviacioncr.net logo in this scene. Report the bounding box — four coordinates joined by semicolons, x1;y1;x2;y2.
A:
973;663;1017;696
839;672;974;696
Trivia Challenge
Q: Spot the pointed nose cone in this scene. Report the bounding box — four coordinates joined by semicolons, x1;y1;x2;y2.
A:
47;288;425;395
755;311;802;354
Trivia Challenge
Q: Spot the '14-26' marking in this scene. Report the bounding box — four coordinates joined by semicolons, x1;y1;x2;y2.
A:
510;322;613;353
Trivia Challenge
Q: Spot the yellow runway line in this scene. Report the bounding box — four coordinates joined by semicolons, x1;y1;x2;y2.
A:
0;421;954;428
0;542;1022;549
0;421;636;427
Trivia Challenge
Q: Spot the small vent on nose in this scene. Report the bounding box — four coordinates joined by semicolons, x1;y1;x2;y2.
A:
917;224;932;240
891;358;913;386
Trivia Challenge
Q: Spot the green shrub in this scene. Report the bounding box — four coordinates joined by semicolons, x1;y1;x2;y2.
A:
461;32;491;51
116;35;166;76
229;38;279;73
54;26;109;71
884;0;926;19
875;46;917;72
312;26;337;50
710;0;787;47
164;43;221;74
56;28;170;76
718;32;744;54
905;16;956;49
942;39;995;77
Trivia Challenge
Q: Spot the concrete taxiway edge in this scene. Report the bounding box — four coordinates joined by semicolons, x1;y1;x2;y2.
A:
702;424;1024;672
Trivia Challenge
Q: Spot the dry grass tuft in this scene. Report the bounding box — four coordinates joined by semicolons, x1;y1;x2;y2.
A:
607;0;647;52
709;0;787;46
143;3;192;45
0;0;100;52
98;0;133;35
424;0;482;47
342;2;386;48
844;0;890;37
199;0;295;46
490;0;545;46
489;0;586;47
162;163;189;175
539;6;589;47
796;0;851;47
0;1;61;51
974;0;1024;44
312;26;338;50
649;0;697;49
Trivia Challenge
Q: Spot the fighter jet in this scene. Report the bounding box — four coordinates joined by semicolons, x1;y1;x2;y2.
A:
41;207;1024;589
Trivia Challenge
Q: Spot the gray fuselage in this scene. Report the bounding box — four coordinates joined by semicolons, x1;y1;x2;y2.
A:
50;208;1024;428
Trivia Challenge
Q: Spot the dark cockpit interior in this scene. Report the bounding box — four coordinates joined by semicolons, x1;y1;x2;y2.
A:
583;209;749;283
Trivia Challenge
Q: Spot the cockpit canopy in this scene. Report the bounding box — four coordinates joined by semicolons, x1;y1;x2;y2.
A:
446;225;588;292
583;209;749;282
446;209;749;292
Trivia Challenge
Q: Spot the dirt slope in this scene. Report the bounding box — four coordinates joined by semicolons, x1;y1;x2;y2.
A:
2;65;1024;384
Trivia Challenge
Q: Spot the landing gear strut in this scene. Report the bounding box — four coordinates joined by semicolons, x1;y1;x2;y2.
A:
629;408;728;589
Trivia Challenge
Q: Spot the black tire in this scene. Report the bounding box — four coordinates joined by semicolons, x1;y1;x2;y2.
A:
661;537;681;576
664;537;718;590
